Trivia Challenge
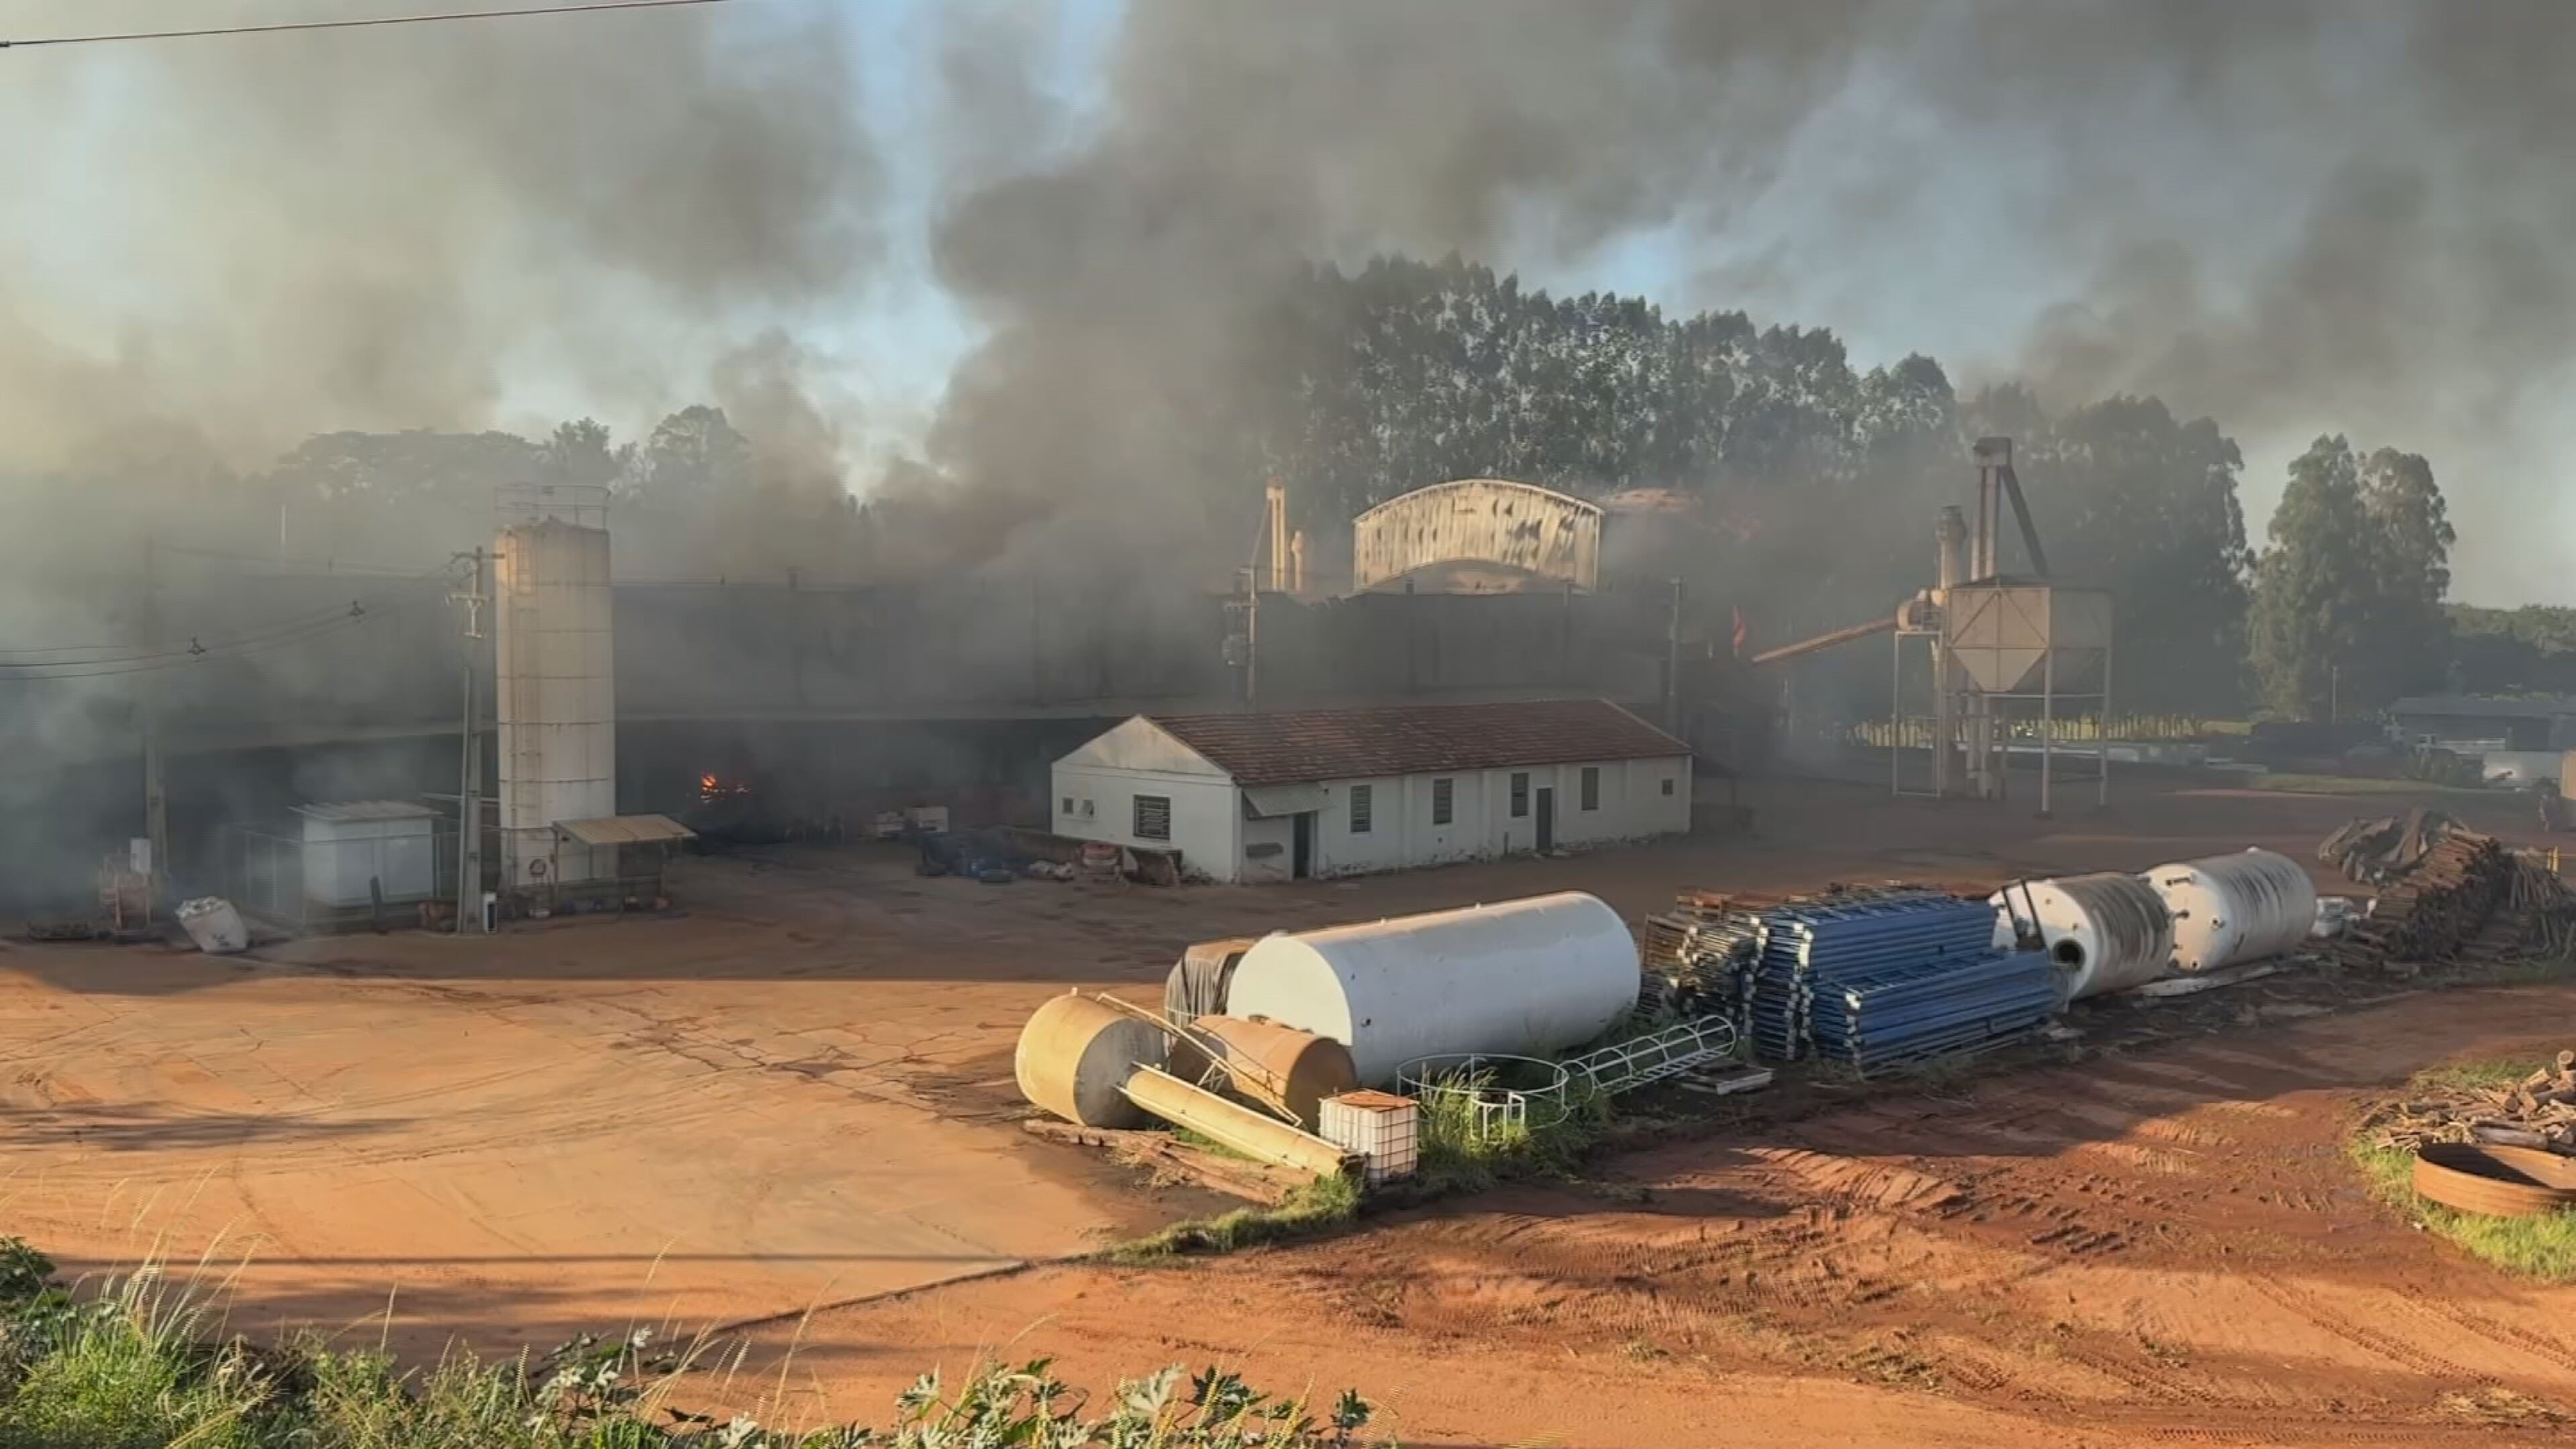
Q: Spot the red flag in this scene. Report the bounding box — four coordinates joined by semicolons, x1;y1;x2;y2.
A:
1731;605;1749;659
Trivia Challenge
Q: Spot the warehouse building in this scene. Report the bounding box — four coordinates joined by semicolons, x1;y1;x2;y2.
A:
1049;698;1692;883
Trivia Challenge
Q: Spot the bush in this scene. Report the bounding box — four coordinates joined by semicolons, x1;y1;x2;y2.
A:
0;1240;1385;1448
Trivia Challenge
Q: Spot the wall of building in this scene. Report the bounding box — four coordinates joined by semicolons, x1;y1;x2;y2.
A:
1049;718;1242;881
1293;754;1690;879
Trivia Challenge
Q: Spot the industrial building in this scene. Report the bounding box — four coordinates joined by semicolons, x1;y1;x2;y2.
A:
1049;698;1693;883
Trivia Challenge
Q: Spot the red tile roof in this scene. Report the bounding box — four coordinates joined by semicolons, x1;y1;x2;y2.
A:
1147;698;1686;788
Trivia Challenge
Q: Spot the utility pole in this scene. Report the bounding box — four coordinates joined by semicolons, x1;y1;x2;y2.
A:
449;547;488;934
1665;577;1686;737
139;533;168;918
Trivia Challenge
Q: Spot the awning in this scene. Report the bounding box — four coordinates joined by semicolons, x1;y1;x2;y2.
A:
1241;784;1328;818
552;814;698;847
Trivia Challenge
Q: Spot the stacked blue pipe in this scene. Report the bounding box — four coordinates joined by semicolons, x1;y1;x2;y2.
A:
1743;892;2045;1065
1808;951;2058;1069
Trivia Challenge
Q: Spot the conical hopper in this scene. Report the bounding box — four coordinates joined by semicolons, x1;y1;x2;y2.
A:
1942;582;2110;696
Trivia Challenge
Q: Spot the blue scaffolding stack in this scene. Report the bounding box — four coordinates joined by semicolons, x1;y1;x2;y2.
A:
1743;892;2017;1063
1807;950;2059;1070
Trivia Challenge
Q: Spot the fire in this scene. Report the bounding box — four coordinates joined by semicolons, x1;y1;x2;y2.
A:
698;772;749;804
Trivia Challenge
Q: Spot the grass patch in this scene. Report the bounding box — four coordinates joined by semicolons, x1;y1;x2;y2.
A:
1106;1172;1361;1263
0;1240;1379;1448
2349;1055;2576;1282
1411;1065;1609;1196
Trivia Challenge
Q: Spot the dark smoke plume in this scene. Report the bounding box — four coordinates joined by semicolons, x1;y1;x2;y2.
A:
922;0;2576;602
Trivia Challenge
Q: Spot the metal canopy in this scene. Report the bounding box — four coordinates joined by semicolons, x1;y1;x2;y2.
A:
551;813;697;847
1241;784;1330;818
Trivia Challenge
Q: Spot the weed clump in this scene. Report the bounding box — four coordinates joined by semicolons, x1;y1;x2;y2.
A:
0;1238;1383;1448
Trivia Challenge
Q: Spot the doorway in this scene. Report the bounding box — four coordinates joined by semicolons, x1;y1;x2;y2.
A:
1291;812;1314;878
1534;788;1555;853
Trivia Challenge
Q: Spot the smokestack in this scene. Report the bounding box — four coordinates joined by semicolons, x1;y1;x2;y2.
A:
1935;505;1968;594
1264;482;1289;593
1971;437;2012;581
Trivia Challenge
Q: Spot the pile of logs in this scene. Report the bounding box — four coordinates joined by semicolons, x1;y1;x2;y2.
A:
2363;1051;2576;1155
2334;825;2514;967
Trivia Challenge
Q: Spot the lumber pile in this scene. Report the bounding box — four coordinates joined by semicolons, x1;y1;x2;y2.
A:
2362;1051;2576;1155
2337;824;2512;966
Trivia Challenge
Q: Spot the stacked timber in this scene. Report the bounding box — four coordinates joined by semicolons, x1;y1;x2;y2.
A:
2330;822;2515;970
2362;1051;2576;1155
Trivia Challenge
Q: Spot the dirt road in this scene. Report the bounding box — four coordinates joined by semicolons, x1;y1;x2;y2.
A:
769;981;2576;1448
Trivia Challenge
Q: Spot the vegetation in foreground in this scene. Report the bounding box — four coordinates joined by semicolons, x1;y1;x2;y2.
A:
0;1240;1379;1449
2349;1056;2576;1283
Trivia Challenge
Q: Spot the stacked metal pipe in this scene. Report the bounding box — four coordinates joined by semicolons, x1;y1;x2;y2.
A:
1744;892;2010;1062
1807;951;2058;1070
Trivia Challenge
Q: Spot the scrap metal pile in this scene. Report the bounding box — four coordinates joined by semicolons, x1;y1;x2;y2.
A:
2320;810;2576;969
2363;1051;2576;1156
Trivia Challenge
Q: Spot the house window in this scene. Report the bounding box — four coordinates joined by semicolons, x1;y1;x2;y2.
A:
1134;794;1172;841
1509;772;1529;818
1660;777;1675;797
1062;796;1075;815
1349;784;1373;834
1431;777;1454;826
1082;799;1095;818
1580;766;1601;811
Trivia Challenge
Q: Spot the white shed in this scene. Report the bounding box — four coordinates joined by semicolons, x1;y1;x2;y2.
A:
290;800;441;909
1050;698;1692;883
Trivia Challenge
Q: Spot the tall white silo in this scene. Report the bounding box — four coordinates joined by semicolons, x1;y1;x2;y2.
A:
495;513;616;892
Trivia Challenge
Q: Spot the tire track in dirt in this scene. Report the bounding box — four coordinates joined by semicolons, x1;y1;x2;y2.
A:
2243;1275;2489;1382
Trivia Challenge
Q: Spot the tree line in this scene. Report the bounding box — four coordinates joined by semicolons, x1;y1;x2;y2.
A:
221;252;2514;719
1252;254;2482;720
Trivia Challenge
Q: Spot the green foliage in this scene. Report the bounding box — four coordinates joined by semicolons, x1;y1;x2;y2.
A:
1108;1173;1360;1263
2350;1057;2576;1283
0;1248;1383;1448
2351;1144;2576;1281
2251;435;2456;718
2451;604;2576;694
1411;1066;1609;1196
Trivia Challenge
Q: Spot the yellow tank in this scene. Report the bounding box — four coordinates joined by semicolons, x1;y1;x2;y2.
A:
1187;1014;1360;1127
1015;991;1167;1128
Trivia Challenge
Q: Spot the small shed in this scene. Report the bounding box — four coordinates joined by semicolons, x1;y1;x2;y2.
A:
549;813;696;902
290;801;440;909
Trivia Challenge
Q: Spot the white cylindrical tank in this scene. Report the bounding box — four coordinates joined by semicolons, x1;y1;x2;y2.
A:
1223;892;1640;1087
2145;849;2318;973
1990;873;2175;1002
496;517;616;889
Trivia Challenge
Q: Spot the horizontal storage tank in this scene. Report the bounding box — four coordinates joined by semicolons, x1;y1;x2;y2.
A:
2145;849;2318;973
1990;873;2174;1002
1223;892;1640;1087
1187;1014;1360;1128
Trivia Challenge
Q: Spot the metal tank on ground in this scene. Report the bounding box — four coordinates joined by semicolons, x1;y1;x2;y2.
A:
2144;849;2318;973
1990;872;2174;1002
1222;892;1641;1086
1015;992;1167;1129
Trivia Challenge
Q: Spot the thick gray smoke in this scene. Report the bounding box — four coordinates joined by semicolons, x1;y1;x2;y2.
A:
0;0;871;470
924;0;2576;602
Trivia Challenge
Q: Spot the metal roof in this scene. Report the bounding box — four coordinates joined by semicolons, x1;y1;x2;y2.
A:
1146;698;1687;788
2389;694;2576;720
290;800;440;822
552;813;698;846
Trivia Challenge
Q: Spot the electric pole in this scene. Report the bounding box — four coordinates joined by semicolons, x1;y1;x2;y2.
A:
449;547;488;934
140;533;168;918
1665;576;1685;737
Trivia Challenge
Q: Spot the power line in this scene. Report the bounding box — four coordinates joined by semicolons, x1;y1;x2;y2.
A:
0;596;445;681
0;560;461;665
0;0;733;50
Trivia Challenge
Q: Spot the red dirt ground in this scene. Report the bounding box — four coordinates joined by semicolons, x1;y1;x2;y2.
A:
3;770;2570;1446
